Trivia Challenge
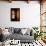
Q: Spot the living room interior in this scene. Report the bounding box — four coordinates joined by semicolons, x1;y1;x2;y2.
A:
0;0;46;46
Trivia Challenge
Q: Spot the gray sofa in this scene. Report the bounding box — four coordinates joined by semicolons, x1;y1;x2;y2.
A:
3;27;34;43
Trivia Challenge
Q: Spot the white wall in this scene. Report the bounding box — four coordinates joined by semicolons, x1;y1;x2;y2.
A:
0;1;40;28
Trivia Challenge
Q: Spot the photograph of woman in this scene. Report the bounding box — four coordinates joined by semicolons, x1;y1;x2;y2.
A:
11;8;20;21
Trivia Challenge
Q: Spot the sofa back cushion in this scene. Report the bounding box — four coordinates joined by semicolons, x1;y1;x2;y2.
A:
21;28;27;35
8;27;14;34
21;28;33;36
14;28;21;33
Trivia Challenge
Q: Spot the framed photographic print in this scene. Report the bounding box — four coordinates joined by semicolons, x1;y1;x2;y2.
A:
11;8;20;21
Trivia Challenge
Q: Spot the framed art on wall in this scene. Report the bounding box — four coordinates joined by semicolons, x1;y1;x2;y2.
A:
11;8;20;21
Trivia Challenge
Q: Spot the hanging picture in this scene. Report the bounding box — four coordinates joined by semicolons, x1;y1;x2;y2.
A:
11;8;20;21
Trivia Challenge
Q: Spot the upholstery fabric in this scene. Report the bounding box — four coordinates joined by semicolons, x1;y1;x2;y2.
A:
14;28;21;33
8;27;14;34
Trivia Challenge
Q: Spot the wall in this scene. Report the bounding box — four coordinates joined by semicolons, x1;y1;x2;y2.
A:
0;1;40;28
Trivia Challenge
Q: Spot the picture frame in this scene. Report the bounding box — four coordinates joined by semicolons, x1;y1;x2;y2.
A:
11;8;20;21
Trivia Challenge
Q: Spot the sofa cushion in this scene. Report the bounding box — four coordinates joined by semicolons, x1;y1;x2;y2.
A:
24;28;31;35
9;33;34;43
14;28;21;33
8;27;14;34
21;28;27;35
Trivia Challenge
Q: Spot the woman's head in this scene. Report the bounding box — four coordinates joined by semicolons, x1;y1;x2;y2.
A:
12;10;15;15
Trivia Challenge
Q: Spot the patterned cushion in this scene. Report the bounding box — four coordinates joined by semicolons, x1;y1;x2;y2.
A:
14;28;21;33
8;27;14;34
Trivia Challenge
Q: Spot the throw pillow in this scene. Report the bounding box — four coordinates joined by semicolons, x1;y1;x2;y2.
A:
21;28;27;35
14;28;21;33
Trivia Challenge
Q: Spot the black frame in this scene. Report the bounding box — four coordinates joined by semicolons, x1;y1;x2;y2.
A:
11;8;20;21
